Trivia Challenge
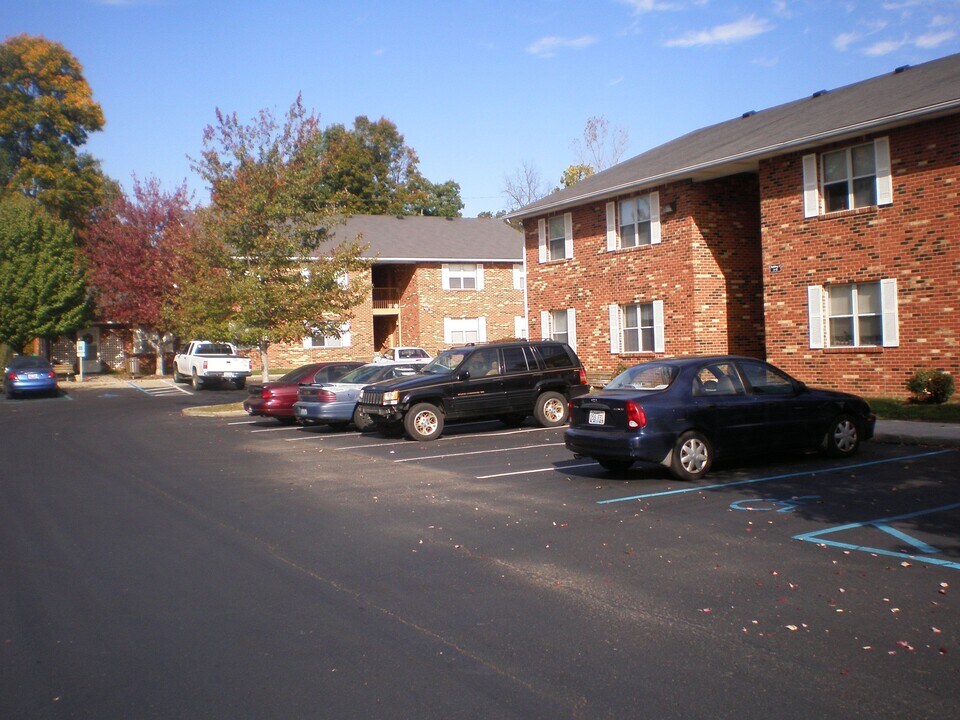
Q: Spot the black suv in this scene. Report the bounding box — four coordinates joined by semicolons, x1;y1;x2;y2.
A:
357;340;590;441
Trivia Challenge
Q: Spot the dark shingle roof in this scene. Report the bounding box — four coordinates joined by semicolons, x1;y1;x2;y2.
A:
509;53;960;219
316;215;523;263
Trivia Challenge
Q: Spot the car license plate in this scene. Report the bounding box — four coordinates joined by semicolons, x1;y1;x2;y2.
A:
297;407;307;416
588;410;605;425
27;373;40;379
223;372;235;379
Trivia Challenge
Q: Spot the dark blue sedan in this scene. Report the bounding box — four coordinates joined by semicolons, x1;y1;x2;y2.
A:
3;356;60;399
565;356;875;480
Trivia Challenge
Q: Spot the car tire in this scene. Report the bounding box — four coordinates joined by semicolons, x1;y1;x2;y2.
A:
598;457;634;472
670;431;713;481
191;372;204;391
822;414;860;457
534;391;568;427
404;402;444;441
172;368;184;383
233;378;246;390
353;406;375;432
498;414;526;428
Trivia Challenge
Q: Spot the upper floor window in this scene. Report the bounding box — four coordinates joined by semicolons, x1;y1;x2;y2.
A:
442;263;483;290
537;213;573;262
606;192;661;251
803;137;892;218
608;300;664;354
807;279;899;349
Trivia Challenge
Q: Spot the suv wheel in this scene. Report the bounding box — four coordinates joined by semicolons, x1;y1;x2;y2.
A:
534;391;568;427
405;402;444;441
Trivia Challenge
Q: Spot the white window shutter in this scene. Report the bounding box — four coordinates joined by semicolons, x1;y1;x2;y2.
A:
540;310;551;340
476;263;484;290
441;264;450;290
563;212;573;259
652;300;665;352
443;318;452;344
875;137;893;206
802;154;819;218
537;219;547;263
609;304;621;354
649;191;661;245
340;322;351;348
302;336;312;349
478;316;487;342
606;202;617;251
807;285;824;349
514;316;527;340
513;264;523;290
566;308;577;352
881;278;899;347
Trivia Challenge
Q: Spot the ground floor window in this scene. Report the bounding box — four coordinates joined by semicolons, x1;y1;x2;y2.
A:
609;300;664;354
808;279;898;349
304;322;351;348
540;308;577;350
444;317;486;345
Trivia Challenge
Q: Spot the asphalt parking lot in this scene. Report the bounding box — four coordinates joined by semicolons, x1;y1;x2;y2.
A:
4;382;959;718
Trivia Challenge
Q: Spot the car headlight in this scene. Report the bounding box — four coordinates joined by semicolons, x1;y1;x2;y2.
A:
382;390;400;405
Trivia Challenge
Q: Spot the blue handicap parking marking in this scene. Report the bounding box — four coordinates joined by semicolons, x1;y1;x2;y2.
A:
793;502;960;571
729;495;819;513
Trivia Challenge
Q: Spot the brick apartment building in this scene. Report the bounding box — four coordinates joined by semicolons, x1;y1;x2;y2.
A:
259;214;526;370
508;53;960;398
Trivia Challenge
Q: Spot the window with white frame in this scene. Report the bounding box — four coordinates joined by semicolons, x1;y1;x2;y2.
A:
608;301;664;354
442;263;483;290
606;192;661;251
444;317;486;344
803;138;892;218
807;279;898;349
304;322;351;348
512;263;524;290
540;308;577;351
537;213;573;262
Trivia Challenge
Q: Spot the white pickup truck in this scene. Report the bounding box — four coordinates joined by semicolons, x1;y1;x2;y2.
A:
172;341;252;390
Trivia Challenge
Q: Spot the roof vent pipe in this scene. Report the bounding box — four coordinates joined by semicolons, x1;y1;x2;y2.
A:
894;64;911;73
741;110;757;118
812;89;828;98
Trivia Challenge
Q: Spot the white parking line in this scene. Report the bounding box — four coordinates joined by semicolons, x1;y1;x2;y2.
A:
476;462;597;479
228;420;258;425
393;442;564;463
250;425;303;434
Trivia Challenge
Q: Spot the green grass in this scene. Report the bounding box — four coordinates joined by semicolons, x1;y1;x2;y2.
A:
866;398;960;423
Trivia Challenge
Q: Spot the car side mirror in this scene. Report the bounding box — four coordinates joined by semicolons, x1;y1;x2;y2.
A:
458;370;471;380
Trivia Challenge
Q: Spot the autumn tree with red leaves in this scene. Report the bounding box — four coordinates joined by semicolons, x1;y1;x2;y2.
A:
82;177;196;374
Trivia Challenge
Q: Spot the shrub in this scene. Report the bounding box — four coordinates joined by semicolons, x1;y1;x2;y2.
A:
907;369;955;404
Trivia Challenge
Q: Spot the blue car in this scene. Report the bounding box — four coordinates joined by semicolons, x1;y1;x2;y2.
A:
3;356;60;399
565;356;875;480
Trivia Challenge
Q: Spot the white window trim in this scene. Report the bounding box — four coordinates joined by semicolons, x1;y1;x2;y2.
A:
608;301;664;354
803;137;893;219
512;263;524;290
441;263;482;291
606;192;661;252
539;308;577;351
538;213;573;263
807;279;898;348
303;321;351;349
443;317;487;344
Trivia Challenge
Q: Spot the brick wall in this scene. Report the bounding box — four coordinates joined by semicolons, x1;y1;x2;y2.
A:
256;262;524;370
524;175;764;381
760;114;960;398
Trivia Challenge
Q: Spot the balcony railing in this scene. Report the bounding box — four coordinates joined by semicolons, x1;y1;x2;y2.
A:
372;287;400;309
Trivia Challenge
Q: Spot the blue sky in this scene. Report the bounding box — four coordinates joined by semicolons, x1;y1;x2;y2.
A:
6;0;959;217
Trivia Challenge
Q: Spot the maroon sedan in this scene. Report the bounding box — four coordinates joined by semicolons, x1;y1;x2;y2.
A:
243;362;363;423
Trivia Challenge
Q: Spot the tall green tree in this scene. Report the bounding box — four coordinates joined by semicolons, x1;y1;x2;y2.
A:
0;34;106;227
318;116;462;216
0;194;88;352
179;97;370;380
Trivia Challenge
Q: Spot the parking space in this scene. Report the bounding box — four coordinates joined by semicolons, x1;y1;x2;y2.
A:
231;413;960;581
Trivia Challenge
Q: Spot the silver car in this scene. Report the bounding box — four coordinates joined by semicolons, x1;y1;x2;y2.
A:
293;363;421;430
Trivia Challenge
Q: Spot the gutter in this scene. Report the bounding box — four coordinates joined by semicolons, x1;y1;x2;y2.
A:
505;98;960;220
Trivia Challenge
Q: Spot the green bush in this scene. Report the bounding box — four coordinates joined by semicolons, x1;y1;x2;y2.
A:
907;369;955;404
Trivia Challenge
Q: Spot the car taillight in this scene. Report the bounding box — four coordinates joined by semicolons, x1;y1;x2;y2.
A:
202;360;208;370
578;368;587;385
316;389;337;402
47;370;56;379
6;372;15;381
261;388;273;399
625;401;646;429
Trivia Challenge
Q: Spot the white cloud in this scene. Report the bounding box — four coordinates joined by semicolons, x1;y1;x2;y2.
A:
915;29;956;47
527;35;599;58
864;37;908;55
618;0;682;12
833;32;860;51
664;16;775;47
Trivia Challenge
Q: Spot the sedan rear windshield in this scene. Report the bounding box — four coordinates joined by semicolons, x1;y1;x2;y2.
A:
606;364;678;391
